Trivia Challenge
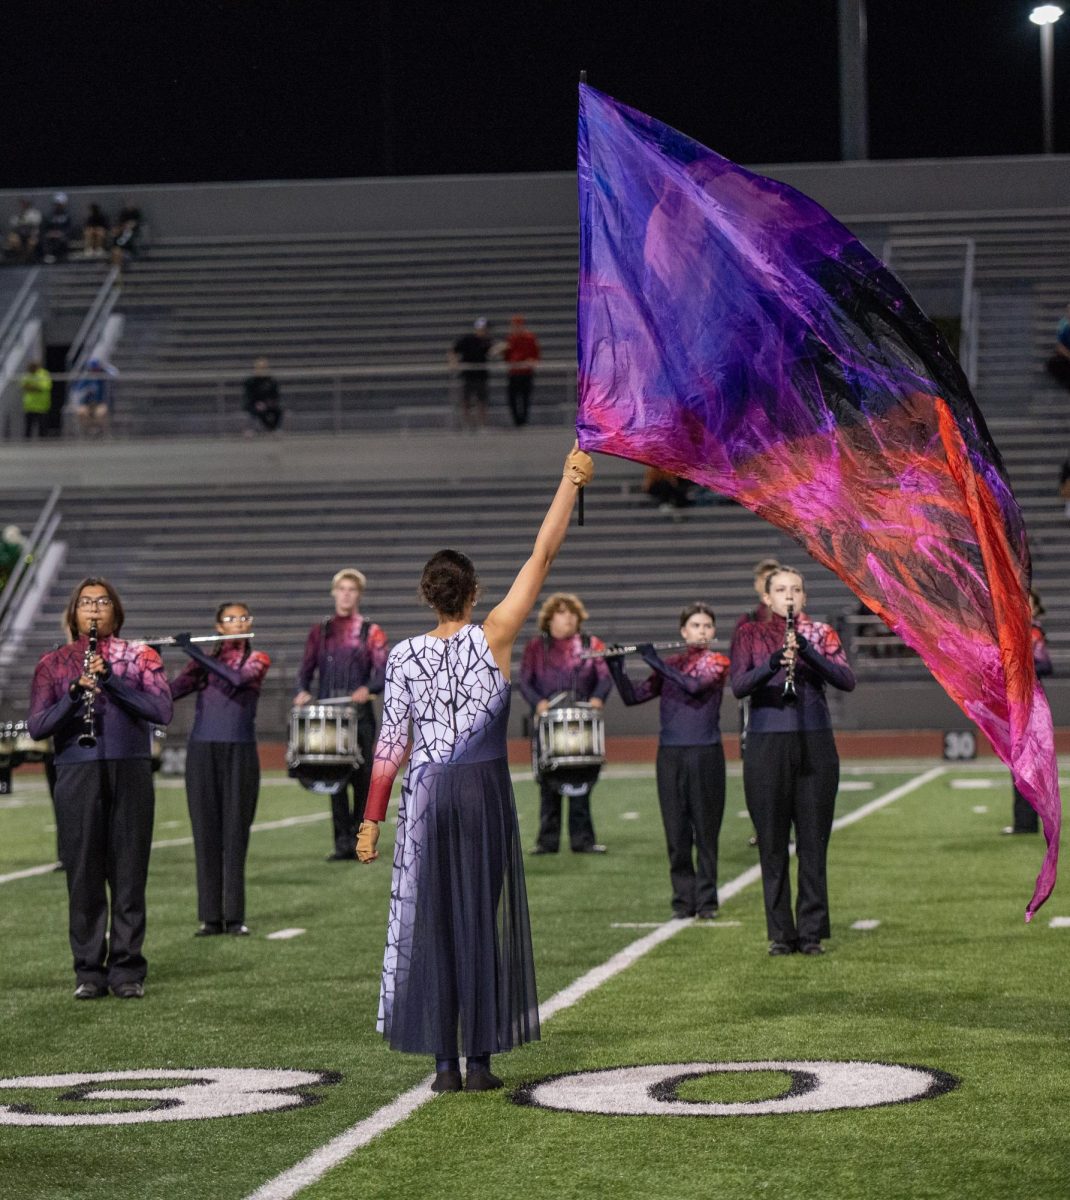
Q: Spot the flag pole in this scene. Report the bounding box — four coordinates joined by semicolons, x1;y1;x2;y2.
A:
577;70;587;526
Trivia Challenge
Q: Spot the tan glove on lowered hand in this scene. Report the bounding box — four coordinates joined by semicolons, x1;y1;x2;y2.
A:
356;820;380;863
564;443;594;488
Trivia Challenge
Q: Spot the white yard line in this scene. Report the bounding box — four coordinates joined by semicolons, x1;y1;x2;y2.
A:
246;763;945;1200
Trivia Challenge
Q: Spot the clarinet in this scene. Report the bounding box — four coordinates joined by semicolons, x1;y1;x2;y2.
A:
782;603;798;700
77;619;99;748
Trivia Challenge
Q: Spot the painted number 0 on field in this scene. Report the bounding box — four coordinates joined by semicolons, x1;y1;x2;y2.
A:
0;1068;337;1126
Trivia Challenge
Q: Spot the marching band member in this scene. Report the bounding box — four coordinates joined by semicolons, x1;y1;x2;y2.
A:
519;592;612;854
357;445;594;1093
171;603;270;936
28;578;173;999
607;603;730;919
730;567;855;957
294;569;388;860
734;556;780;632
1003;589;1053;835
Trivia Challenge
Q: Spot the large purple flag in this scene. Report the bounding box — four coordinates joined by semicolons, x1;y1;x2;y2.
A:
576;84;1060;917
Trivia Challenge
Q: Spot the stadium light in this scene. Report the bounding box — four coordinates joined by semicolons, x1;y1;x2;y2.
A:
1030;6;1063;153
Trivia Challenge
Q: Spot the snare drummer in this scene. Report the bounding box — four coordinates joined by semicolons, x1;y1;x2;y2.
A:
294;569;388;861
519;593;612;854
607;604;730;919
171;603;270;936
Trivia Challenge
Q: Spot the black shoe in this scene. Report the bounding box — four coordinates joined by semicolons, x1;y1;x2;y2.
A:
195;922;224;937
799;942;825;955
74;982;108;1000
573;844;607;854
671;910;694;920
697;909;719;920
112;981;145;999
430;1070;463;1093
529;846;557;855
465;1066;504;1092
326;850;357;861
768;941;796;956
225;922;250;936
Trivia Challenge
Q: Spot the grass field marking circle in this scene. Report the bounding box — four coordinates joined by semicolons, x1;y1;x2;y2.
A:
0;1068;339;1126
512;1061;959;1117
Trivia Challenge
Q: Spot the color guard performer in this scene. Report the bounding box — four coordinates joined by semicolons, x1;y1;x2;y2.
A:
294;569;388;860
519;593;611;854
28;578;173;999
607;603;730;919
171;603;270;936
730;567;855;956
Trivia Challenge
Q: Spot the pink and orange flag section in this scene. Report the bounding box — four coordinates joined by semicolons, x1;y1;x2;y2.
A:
575;84;1060;917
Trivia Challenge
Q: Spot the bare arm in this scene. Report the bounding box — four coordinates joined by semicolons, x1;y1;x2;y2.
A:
484;448;592;674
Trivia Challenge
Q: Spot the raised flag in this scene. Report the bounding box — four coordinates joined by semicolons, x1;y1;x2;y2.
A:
576;84;1059;917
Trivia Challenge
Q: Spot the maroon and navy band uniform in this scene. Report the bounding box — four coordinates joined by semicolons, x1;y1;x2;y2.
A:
1010;624;1053;833
171;638;271;929
518;633;612;852
730;611;855;947
28;635;173;989
609;644;731;916
295;613;388;856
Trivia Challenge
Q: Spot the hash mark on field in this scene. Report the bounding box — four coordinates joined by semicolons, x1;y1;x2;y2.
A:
971;805;989;814
694;920;741;928
1048;917;1070;928
736;809;749;818
611;922;662;929
951;779;997;790
246;764;946;1200
0;799;28;809
839;781;873;792
619;811;640;820
266;928;306;940
851;919;881;930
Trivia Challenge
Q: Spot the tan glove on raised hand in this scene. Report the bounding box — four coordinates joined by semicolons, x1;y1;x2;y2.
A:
356;820;380;863
564;443;594;488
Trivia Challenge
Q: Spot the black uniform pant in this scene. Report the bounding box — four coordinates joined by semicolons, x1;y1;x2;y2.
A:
743;729;839;945
54;759;155;986
185;741;260;925
24;411;48;438
507;374;533;426
1011;786;1039;833
535;769;599;852
331;713;376;855
656;743;726;915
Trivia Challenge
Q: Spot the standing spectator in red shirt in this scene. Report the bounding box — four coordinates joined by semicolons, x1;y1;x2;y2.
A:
503;314;541;427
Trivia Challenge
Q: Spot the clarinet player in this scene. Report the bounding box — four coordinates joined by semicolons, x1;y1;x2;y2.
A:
28;578;173;999
729;567;854;957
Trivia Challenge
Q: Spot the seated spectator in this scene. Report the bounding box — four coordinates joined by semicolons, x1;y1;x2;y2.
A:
4;198;41;263
42;194;72;263
71;358;117;438
242;357;283;433
21;361;53;438
643;466;692;511
110;203;142;269
82;204;109;258
1045;304;1070;393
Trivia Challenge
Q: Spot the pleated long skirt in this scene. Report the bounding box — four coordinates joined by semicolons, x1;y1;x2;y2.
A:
377;756;540;1056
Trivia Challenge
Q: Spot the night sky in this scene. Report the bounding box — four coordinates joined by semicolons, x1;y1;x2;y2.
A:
2;0;1067;189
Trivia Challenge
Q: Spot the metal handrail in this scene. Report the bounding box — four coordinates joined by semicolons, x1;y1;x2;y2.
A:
67;265;120;371
0;269;40;353
0;485;62;637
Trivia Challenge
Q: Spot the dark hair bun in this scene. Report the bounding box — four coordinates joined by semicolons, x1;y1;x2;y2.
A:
419;550;479;617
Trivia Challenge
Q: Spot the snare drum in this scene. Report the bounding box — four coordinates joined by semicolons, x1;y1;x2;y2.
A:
12;721;52;765
535;703;606;776
287;703;363;795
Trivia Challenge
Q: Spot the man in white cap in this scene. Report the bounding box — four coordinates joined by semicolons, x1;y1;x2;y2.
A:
448;317;494;428
43;194;71;263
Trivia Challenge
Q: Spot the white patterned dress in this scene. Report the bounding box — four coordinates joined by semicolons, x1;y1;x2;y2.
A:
367;625;539;1057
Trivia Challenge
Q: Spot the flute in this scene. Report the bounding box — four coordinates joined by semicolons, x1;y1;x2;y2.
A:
134;633;258;647
578;639;693;661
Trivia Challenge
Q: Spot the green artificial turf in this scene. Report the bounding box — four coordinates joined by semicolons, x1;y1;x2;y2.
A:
1;765;1067;1200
